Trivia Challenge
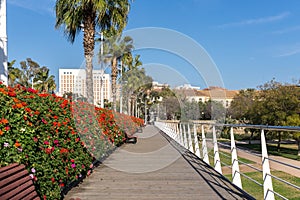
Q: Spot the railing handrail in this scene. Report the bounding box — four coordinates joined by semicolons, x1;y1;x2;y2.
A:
192;122;300;132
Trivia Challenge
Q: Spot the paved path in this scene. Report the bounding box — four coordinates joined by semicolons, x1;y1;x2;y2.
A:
218;143;300;178
64;125;253;200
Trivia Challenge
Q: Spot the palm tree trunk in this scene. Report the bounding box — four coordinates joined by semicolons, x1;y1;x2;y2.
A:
83;10;95;104
111;57;118;111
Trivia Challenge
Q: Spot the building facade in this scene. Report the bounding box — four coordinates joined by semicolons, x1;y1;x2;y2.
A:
0;0;8;85
175;86;239;108
58;69;111;106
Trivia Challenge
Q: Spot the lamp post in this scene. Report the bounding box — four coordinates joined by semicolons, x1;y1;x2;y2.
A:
119;60;123;113
144;95;149;125
99;32;104;108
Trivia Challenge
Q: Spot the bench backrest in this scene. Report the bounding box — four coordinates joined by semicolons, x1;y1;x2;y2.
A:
0;163;40;200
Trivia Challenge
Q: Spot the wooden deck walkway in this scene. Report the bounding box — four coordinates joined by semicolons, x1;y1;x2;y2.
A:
64;125;254;200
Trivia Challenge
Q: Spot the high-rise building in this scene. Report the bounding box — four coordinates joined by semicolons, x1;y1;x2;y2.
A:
58;69;111;106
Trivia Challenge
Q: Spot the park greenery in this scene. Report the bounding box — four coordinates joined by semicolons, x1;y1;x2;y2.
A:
8;58;56;93
228;79;300;157
0;82;143;199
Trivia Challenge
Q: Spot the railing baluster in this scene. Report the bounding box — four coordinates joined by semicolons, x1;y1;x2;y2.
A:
183;123;188;149
193;124;201;158
213;125;222;174
261;129;275;200
202;125;210;165
230;127;242;189
187;123;194;152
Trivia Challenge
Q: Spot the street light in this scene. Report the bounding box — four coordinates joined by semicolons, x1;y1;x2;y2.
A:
99;32;105;108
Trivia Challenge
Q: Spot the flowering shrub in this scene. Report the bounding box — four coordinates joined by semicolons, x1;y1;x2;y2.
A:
0;83;143;199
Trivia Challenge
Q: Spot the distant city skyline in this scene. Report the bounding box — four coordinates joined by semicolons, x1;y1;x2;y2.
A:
5;0;300;90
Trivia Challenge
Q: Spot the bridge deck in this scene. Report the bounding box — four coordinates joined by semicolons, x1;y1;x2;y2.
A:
65;125;253;200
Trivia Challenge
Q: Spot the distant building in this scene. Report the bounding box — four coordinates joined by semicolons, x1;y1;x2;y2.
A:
175;84;200;90
58;69;111;105
175;86;239;108
152;81;170;91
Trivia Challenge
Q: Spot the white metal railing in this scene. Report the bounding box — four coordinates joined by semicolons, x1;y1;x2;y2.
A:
155;121;300;200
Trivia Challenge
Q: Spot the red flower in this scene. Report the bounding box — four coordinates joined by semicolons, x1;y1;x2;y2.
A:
14;141;21;148
51;177;55;183
42;118;48;124
33;137;38;142
38;93;49;97
27;88;38;93
44;141;49;145
1;118;9;124
25;107;31;112
8;91;16;97
60;148;68;154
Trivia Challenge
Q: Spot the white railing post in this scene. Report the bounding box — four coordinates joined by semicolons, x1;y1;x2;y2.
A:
179;123;184;146
187;123;194;152
183;124;188;149
172;123;177;142
193;124;201;158
261;129;275;200
202;125;210;165
213;125;222;174
230;127;242;189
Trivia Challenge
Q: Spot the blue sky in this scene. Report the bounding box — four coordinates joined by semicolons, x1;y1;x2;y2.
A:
6;0;300;90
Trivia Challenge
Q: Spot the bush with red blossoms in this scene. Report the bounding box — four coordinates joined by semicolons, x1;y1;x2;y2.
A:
0;83;143;199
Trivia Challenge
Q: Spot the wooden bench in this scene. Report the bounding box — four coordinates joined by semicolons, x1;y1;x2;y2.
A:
124;132;137;144
0;163;40;200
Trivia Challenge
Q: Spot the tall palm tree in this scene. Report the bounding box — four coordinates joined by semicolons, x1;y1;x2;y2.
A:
55;0;130;104
101;35;134;111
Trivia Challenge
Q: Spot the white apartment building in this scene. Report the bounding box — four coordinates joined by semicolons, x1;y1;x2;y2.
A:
58;69;111;105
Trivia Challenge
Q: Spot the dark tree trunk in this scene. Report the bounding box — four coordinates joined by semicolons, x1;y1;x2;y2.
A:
249;129;254;145
277;131;281;152
111;57;118;111
297;140;300;159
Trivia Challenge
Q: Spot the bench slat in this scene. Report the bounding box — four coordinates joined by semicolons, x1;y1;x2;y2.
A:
0;169;29;190
0;163;20;174
0;175;32;197
0;163;40;200
0;164;25;180
11;183;39;200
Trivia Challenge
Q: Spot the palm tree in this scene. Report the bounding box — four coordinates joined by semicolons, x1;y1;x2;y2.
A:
55;0;130;104
34;67;56;93
101;35;134;111
7;60;20;86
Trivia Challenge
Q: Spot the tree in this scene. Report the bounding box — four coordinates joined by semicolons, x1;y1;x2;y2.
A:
34;67;56;93
101;35;134;111
228;88;258;143
55;0;130;104
7;60;20;86
285;114;300;158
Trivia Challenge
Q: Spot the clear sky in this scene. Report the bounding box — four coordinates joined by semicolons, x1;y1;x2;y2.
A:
6;0;300;90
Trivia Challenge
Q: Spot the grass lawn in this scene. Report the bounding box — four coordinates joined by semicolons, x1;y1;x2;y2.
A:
208;150;255;167
236;143;299;160
225;171;300;200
